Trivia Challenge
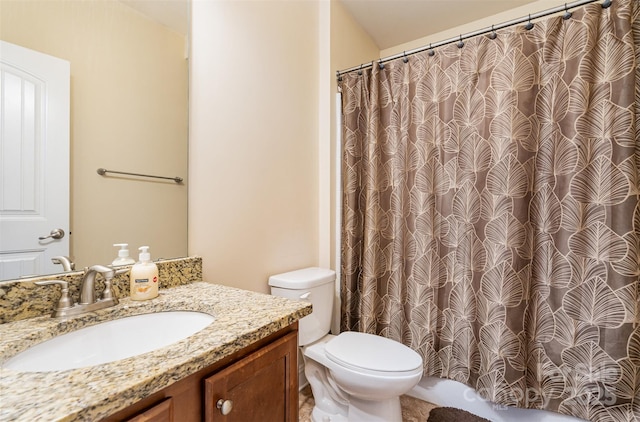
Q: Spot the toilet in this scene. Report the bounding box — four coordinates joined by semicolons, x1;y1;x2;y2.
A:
269;267;423;422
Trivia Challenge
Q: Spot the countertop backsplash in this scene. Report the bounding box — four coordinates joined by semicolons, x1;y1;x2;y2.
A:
0;256;202;324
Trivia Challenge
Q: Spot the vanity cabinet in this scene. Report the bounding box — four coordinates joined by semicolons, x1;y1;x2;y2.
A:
204;331;297;421
104;325;298;422
126;398;174;422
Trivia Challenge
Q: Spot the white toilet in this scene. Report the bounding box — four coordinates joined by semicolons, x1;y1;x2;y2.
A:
269;267;423;422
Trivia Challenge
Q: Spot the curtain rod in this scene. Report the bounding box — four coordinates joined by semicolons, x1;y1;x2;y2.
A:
336;0;609;78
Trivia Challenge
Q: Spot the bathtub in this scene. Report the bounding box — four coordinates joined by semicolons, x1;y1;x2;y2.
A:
407;376;587;422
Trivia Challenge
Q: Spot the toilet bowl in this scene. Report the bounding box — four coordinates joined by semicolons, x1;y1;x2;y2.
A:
304;332;423;422
269;268;423;422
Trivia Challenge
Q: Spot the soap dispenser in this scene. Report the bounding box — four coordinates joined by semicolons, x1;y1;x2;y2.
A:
112;243;136;266
129;246;159;300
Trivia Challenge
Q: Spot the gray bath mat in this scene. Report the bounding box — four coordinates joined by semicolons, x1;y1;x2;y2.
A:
427;406;491;422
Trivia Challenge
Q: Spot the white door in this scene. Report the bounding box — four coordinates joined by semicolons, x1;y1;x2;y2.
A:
0;41;70;279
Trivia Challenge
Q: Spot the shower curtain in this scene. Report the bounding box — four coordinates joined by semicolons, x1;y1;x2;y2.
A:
340;0;640;420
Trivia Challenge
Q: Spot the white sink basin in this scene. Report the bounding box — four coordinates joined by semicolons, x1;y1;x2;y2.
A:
2;311;215;372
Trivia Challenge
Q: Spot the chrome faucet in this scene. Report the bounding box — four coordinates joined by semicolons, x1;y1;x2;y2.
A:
79;265;116;304
51;255;75;271
36;265;128;318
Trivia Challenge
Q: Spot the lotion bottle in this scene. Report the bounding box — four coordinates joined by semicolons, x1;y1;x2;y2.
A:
129;246;159;300
112;243;136;266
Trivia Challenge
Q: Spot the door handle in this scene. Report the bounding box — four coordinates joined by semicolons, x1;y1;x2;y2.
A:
39;228;65;240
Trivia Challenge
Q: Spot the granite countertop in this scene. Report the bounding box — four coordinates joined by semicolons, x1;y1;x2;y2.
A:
0;281;312;421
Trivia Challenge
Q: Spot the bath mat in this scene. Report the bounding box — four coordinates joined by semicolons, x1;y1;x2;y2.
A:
427;407;491;422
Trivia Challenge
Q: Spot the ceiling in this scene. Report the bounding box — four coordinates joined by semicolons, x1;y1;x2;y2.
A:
119;0;189;36
120;0;544;50
339;0;541;50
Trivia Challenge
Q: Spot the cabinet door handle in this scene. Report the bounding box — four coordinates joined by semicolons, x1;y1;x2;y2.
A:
216;399;233;415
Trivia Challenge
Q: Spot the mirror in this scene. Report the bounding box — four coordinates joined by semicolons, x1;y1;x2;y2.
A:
0;0;189;280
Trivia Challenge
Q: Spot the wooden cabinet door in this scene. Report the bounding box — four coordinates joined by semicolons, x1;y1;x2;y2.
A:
204;331;298;422
125;398;173;422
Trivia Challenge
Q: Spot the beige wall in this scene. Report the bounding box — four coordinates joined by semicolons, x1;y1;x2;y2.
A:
0;0;188;270
187;0;378;294
189;0;321;293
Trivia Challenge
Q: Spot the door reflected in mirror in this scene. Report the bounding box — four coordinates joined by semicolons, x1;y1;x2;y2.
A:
0;0;189;280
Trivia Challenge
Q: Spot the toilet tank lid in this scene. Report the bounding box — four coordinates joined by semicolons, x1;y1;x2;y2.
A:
268;267;335;289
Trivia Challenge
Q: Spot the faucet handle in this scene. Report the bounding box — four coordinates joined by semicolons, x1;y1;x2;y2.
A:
35;280;75;310
99;266;128;302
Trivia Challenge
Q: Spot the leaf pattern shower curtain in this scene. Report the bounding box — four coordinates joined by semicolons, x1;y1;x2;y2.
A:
340;0;640;420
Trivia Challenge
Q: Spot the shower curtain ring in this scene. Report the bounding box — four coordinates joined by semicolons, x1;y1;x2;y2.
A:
358;63;363;75
525;14;534;30
379;60;385;70
489;24;497;39
403;51;409;63
428;43;435;56
602;0;612;8
563;3;572;19
457;35;464;48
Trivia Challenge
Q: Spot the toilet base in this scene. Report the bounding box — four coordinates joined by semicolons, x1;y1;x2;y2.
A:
311;406;348;422
310;396;402;422
348;396;402;422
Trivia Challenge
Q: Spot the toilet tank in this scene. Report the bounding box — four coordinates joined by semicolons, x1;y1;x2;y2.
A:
269;267;335;346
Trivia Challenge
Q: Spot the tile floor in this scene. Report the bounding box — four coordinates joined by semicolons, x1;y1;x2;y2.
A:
299;385;438;421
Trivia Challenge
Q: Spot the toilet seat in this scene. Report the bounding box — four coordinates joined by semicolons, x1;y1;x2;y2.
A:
325;332;422;376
